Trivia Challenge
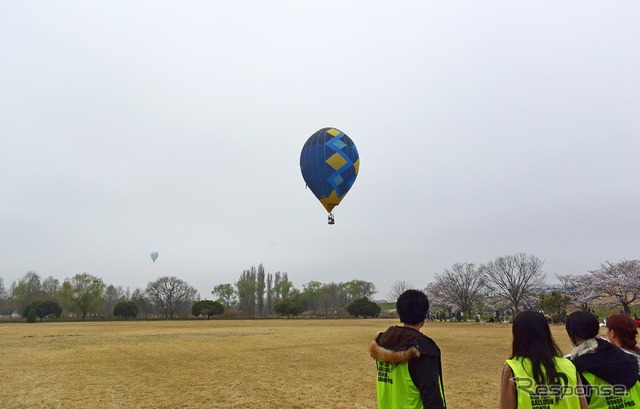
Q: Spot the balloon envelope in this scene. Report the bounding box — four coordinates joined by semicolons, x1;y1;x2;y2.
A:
300;127;359;213
150;251;159;263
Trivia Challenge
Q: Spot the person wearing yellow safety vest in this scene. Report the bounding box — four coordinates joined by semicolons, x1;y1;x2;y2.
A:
369;290;446;409
565;311;640;409
500;311;588;409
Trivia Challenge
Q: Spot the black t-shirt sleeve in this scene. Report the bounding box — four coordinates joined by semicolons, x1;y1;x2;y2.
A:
409;353;446;409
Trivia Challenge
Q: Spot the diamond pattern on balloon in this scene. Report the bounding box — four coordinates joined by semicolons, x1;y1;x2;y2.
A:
326;152;348;170
332;139;347;150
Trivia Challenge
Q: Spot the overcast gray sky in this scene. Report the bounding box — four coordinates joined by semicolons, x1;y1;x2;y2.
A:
1;1;639;301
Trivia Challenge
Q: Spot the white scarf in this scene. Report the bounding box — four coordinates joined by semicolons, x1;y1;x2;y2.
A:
570;338;599;360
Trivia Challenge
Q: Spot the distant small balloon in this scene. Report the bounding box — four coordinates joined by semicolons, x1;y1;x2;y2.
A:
150;251;159;263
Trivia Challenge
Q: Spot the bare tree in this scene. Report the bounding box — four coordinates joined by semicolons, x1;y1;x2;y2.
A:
146;276;198;319
432;263;486;318
387;280;414;302
103;284;126;316
41;276;60;299
480;253;545;314
131;288;153;318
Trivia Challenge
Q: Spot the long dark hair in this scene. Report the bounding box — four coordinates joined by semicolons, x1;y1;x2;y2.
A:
511;311;562;387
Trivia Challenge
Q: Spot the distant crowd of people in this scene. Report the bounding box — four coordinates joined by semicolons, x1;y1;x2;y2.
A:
429;309;511;323
369;289;640;408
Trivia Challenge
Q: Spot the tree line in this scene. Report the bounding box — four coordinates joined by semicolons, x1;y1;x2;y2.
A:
0;263;378;321
213;264;378;318
1;271;202;321
419;253;640;323
2;255;636;322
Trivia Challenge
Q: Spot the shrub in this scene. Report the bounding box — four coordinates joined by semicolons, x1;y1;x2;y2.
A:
274;299;304;318
346;297;381;318
191;300;224;319
23;300;63;322
113;301;139;320
26;308;37;323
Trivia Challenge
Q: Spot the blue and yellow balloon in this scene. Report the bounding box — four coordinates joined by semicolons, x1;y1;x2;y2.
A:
300;127;359;224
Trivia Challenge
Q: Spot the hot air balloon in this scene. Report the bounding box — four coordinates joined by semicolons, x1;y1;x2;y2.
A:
300;127;359;224
150;251;159;263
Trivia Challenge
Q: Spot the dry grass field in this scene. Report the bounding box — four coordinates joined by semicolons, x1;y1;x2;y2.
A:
0;319;592;409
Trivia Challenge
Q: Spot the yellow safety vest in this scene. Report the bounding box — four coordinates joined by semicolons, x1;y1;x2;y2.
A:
581;371;640;409
506;356;582;409
375;359;446;409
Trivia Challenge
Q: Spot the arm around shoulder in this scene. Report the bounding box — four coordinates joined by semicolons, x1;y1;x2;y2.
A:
576;371;588;409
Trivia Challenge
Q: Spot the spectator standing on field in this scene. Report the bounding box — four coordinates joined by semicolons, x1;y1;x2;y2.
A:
369;289;446;408
500;311;587;409
606;313;640;375
565;311;640;408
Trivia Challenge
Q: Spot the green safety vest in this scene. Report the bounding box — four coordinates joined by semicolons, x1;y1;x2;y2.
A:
375;360;445;409
506;356;582;409
581;371;640;409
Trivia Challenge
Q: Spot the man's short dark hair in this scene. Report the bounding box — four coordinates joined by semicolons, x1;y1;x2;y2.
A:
396;290;430;325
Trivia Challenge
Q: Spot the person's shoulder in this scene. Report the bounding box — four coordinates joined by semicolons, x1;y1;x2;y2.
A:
416;333;441;356
553;356;578;371
375;326;397;338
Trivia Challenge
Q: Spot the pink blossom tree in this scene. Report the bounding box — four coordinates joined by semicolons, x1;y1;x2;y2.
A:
424;281;456;318
589;260;640;314
556;273;600;311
